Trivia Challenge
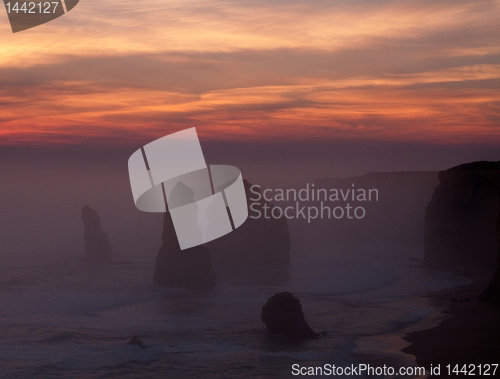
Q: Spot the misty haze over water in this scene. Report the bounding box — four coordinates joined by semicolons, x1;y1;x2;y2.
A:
0;143;486;377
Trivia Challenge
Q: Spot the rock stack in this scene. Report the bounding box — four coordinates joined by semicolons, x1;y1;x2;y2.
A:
208;180;290;285
81;206;112;262
261;292;319;339
153;211;216;290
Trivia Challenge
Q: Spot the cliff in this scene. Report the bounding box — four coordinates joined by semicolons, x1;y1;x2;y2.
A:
423;161;500;270
479;192;500;309
81;206;112;262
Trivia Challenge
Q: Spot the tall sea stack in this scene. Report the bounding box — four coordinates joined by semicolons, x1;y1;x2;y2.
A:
81;206;112;262
153;211;216;290
423;161;500;270
153;182;216;290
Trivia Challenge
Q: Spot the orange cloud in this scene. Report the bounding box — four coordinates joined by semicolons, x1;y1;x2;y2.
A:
2;71;499;145
0;0;499;146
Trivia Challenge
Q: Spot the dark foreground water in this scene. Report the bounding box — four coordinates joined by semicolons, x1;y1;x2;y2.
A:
0;243;469;379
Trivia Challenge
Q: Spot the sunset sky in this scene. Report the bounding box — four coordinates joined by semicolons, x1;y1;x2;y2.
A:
0;0;499;147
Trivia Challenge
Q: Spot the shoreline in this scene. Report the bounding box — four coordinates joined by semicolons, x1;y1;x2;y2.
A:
352;263;499;378
401;270;500;378
353;296;451;379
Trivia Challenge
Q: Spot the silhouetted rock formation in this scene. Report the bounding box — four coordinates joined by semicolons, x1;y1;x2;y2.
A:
82;206;112;262
127;336;146;349
208;180;290;285
154;211;216;290
424;162;500;270
261;292;319;339
479;192;500;309
153;182;216;290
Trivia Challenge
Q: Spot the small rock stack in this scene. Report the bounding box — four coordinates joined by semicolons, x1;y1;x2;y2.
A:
261;292;319;339
82;206;112;262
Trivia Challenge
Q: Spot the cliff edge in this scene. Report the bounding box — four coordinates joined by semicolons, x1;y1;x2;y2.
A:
479;191;500;309
423;161;500;271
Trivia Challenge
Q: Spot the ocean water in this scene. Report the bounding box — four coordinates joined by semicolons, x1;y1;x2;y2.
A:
0;144;476;378
0;242;470;379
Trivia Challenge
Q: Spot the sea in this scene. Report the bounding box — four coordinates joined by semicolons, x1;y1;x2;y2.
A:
0;154;470;378
0;237;470;379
